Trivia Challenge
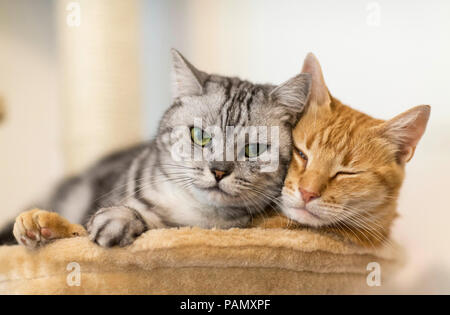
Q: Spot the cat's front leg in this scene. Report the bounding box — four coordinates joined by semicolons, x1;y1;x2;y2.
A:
87;206;148;247
13;209;87;249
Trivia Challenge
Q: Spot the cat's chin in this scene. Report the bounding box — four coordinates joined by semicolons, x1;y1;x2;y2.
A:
282;207;326;228
191;185;240;206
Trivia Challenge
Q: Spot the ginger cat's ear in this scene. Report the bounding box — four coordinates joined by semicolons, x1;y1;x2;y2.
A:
301;53;331;108
171;48;208;98
379;105;431;163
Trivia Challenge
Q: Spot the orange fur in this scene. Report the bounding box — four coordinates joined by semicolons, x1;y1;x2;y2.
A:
277;54;430;248
13;209;87;249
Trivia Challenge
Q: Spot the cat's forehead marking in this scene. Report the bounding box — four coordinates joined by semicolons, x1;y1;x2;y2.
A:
217;79;263;129
305;131;317;150
295;103;384;169
341;150;354;167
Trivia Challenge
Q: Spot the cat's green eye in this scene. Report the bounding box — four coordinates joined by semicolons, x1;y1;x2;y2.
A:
190;127;212;146
245;143;267;158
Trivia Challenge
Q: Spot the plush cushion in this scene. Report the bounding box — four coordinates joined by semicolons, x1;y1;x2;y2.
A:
0;227;402;294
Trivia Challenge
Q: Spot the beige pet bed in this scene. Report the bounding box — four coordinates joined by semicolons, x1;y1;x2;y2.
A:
0;225;402;294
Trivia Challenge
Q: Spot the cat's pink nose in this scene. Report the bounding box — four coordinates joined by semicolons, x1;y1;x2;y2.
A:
299;187;320;204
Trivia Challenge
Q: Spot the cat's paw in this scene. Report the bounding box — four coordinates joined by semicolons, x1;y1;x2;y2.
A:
13;209;87;249
87;207;147;248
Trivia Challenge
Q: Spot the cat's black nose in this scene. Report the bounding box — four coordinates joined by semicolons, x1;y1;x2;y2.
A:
211;169;230;182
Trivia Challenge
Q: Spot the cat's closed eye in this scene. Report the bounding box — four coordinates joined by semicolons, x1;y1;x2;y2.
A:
295;147;308;161
332;171;362;178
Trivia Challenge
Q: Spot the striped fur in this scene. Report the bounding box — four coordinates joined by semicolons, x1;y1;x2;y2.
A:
0;50;311;247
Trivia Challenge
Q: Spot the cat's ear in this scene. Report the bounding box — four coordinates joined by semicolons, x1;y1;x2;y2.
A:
301;53;331;107
379;105;431;163
269;73;312;111
171;48;208;98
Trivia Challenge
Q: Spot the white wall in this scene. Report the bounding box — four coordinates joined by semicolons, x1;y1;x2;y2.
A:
0;0;62;223
185;0;449;124
140;0;191;138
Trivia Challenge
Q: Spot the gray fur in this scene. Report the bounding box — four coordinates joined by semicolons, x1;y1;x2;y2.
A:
0;50;311;247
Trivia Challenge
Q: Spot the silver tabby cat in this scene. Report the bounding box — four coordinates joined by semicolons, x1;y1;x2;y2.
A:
0;50;311;247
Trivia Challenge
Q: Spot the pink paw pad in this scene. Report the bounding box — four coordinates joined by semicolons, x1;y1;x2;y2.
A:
26;231;36;240
41;228;52;239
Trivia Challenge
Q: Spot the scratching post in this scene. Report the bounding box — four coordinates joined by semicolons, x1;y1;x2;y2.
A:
56;0;142;174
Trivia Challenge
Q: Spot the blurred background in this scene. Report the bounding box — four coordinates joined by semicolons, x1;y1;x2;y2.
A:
0;0;449;293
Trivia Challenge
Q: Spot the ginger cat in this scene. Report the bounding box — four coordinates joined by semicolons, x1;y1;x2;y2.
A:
272;53;430;247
